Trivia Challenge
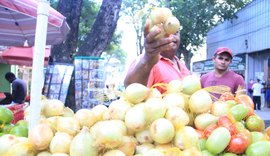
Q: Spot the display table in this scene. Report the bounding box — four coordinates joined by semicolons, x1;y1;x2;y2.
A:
4;103;29;124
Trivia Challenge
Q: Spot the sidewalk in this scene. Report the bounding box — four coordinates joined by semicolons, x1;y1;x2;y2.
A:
254;106;270;120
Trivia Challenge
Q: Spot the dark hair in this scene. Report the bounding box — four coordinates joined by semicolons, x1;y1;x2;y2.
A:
5;72;16;80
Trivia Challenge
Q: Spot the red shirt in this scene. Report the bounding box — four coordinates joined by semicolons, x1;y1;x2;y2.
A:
128;55;191;93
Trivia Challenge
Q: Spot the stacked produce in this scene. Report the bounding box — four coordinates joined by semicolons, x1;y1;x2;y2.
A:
0;75;270;155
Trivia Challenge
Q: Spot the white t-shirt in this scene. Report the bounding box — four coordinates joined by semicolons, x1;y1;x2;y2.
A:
252;82;263;96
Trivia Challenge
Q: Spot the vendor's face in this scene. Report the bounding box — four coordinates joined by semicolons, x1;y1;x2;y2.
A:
213;53;232;71
160;32;180;58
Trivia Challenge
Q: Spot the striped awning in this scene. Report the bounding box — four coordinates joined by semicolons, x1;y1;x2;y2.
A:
0;0;70;46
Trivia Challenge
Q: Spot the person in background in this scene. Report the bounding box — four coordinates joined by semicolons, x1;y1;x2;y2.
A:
124;19;190;93
5;72;27;104
200;47;245;99
264;77;270;107
247;79;254;98
252;79;264;110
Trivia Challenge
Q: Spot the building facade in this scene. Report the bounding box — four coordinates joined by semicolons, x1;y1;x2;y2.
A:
193;0;270;84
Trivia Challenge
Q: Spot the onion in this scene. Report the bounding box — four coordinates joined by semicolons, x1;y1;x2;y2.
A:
29;123;54;150
211;101;230;116
45;116;59;133
166;79;182;93
91;104;108;121
189;89;212;114
117;136;137;156
148;88;162;99
103;150;126;156
69;127;98;156
149;7;172;25
37;151;52;156
173;126;199;150
49;132;73;154
135;129;153;144
124;83;150;104
56;117;80;136
135;143;155;154
125;103;147;132
163;93;185;109
62;107;75;117
165;106;190;129
5;140;35;156
155;144;182;156
107;99;132;120
143;149;164;156
74;109;97;128
42;99;65;117
164;16;180;35
150;118;175;144
51;154;69;156
144;98;167;124
194;113;218;130
92;120;124;149
0;134;19;155
181;75;201;95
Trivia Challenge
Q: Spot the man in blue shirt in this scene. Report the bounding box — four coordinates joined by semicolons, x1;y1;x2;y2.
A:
5;72;27;104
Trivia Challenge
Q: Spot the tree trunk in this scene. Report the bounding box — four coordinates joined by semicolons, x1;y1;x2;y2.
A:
78;0;122;56
51;0;82;63
50;0;83;111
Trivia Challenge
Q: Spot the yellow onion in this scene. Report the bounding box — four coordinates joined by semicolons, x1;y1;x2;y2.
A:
57;117;80;136
74;109;97;128
5;139;36;156
211;101;230;116
42;99;65;117
37;151;52;156
173;126;199;150
181;75;201;95
144;98;167;124
125;103;147;132
107;99;132;120
156;146;182;156
45;116;60;133
149;7;172;25
49;132;73;154
194;113;218;130
0;134;19;155
103;150;126;156
51;154;69;156
62;107;75;117
124;83;150;104
165;106;190;129
163;92;185;109
148;88;162;99
29;123;54;150
91;104;108;121
150;118;175;144
182;147;202;156
164;16;180;35
69;127;98;156
117;136;137;156
166;79;182;93
135;129;153;144
92;120;124;149
143;149;164;156
135;143;155;154
189;89;212;114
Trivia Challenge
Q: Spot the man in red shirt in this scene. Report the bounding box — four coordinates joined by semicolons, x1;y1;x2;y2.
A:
124;20;190;93
200;47;245;99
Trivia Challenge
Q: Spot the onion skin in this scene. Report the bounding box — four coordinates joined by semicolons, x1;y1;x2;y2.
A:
124;83;150;104
150;118;175;144
29;123;54;151
189;89;212;114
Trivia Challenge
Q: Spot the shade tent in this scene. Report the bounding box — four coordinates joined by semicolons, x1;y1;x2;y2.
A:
0;47;51;66
0;0;70;130
0;0;70;46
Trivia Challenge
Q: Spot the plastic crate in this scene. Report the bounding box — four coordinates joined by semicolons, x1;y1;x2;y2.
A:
6;103;28;124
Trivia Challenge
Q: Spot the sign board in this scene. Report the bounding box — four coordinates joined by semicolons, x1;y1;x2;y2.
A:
43;63;74;103
74;56;105;110
192;54;246;73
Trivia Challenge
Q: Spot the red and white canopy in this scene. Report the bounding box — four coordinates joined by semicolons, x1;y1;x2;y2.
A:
0;0;70;46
